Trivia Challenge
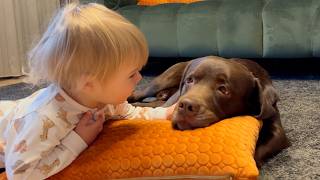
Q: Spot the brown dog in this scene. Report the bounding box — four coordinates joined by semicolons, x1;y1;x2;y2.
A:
128;56;290;168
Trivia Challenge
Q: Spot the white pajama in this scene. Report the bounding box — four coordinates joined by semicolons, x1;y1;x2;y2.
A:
0;84;168;180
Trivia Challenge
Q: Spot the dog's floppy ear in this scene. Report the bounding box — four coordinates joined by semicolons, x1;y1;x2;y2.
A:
178;58;204;96
178;62;192;96
254;78;280;120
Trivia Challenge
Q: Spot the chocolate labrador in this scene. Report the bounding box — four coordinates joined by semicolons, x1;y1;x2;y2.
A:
128;56;290;167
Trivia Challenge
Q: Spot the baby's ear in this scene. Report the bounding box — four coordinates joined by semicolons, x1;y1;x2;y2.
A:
76;75;96;92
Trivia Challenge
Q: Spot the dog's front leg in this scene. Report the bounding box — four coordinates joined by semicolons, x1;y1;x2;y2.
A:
128;61;189;102
255;109;290;168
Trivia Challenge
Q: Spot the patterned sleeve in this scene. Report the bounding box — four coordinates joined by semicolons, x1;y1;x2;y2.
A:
0;101;18;168
0;101;18;134
108;101;169;120
4;112;87;179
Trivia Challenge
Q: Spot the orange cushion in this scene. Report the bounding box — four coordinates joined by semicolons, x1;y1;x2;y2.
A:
0;116;261;179
138;0;202;6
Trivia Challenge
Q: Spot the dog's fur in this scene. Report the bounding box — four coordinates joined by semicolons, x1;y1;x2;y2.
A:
128;56;290;167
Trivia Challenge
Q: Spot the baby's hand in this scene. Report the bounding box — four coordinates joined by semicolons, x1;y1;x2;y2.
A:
166;103;177;120
75;111;105;145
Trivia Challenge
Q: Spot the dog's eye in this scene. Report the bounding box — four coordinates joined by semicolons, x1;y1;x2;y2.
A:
186;77;194;84
217;85;229;95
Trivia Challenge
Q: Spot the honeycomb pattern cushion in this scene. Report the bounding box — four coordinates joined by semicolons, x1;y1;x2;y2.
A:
0;116;261;179
138;0;202;6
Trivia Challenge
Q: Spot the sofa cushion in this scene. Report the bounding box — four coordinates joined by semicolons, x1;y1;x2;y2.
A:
118;0;264;58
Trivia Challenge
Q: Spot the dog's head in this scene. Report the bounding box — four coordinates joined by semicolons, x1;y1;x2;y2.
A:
172;56;279;130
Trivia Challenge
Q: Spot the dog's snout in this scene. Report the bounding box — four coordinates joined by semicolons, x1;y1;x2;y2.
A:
178;99;200;116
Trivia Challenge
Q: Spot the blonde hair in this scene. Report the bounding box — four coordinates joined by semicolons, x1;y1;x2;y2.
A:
27;3;148;90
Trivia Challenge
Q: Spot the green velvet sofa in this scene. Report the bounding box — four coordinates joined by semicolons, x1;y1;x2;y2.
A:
102;0;320;59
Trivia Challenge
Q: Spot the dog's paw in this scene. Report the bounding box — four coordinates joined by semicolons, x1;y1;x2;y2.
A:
156;90;171;100
156;87;178;101
142;97;157;103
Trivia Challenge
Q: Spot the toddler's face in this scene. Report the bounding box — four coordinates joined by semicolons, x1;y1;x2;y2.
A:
94;63;142;105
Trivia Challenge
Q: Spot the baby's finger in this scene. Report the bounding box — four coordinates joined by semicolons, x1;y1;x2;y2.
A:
95;113;105;124
94;116;104;132
79;111;92;124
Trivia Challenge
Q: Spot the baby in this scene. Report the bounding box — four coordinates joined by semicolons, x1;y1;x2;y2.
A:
0;3;175;179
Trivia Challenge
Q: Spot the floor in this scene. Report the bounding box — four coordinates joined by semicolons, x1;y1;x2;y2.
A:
0;76;25;88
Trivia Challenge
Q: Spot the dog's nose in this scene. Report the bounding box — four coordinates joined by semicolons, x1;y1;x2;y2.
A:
178;99;200;116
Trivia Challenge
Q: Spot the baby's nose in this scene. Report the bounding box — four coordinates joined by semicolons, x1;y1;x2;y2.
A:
136;72;142;83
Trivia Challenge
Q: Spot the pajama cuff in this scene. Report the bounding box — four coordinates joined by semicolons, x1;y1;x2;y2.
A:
152;107;169;119
62;130;88;156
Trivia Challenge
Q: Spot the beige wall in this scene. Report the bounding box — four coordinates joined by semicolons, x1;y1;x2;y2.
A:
0;0;60;78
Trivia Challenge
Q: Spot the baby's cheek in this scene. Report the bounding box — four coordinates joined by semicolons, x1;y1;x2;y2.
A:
126;89;133;97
